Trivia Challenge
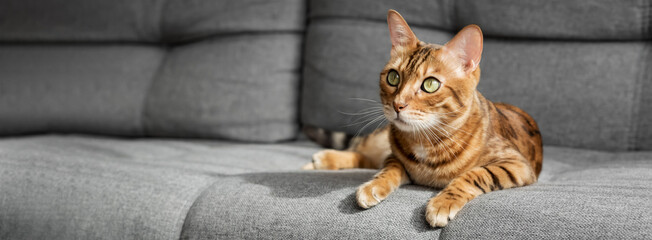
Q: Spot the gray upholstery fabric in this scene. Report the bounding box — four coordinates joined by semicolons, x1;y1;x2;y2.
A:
0;0;307;43
144;33;302;142
635;44;652;150
0;135;319;240
309;0;454;31
179;145;652;239
2;135;652;239
181;172;441;239
478;40;646;151
441;149;652;239
0;45;164;136
301;0;652;150
0;0;164;42
308;0;652;40
455;0;652;40
0;0;305;142
162;0;306;42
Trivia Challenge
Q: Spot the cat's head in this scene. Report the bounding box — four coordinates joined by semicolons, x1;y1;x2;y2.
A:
380;10;483;133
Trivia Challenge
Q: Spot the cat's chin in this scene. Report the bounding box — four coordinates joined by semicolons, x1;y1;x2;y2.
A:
390;119;418;132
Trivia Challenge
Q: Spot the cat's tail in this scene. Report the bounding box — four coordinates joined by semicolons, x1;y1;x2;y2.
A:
302;125;360;150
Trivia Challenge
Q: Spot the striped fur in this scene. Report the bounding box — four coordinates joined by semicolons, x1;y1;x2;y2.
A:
303;10;543;228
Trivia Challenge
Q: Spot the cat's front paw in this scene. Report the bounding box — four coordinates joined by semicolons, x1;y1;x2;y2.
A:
425;195;466;227
302;150;335;170
356;180;391;209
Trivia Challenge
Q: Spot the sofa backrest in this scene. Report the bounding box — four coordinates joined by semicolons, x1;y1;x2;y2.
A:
0;0;305;142
301;0;652;151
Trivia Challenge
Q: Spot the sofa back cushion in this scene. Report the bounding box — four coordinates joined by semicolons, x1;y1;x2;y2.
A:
0;0;305;142
301;0;652;150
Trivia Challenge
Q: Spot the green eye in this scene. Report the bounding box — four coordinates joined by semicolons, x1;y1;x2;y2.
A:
387;70;400;86
422;77;441;93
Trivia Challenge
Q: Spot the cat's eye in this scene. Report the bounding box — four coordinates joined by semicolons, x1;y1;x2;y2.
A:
387;70;400;86
422;77;441;93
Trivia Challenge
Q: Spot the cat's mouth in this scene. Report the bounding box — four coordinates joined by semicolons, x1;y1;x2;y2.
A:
391;115;417;131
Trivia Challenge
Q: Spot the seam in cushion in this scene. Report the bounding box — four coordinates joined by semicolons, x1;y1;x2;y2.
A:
177;176;230;240
635;0;652;149
136;0;171;136
139;46;169;137
629;0;651;150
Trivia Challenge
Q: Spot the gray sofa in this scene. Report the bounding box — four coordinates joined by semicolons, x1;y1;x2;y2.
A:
1;0;651;239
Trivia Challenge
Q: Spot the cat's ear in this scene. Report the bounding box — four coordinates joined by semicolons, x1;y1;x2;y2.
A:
443;25;483;73
387;10;418;53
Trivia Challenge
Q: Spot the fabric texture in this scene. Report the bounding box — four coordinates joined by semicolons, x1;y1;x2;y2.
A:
440;148;652;239
144;34;302;142
477;40;646;151
308;0;652;40
301;0;652;150
162;0;305;43
179;143;652;239
0;0;307;43
0;0;164;42
455;0;652;40
2;136;652;239
0;0;305;142
0;45;164;136
0;135;320;240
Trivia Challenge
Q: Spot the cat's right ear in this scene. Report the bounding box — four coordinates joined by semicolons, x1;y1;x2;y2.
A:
387;10;418;54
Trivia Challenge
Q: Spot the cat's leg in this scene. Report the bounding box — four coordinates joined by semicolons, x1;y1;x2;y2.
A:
303;126;391;170
425;158;537;227
356;156;410;208
302;150;371;170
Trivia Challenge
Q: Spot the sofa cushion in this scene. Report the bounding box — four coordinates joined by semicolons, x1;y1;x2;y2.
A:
180;146;652;239
301;0;652;150
454;0;652;40
0;45;165;136
0;0;307;43
0;0;305;142
144;33;302;142
0;135;319;239
3;135;652;239
0;0;164;42
478;40;647;150
308;0;652;40
181;171;442;239
162;0;306;43
440;149;652;239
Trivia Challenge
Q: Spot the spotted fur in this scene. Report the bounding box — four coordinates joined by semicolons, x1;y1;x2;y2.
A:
303;10;543;228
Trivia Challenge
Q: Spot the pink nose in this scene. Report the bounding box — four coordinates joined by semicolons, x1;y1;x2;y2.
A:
393;102;408;112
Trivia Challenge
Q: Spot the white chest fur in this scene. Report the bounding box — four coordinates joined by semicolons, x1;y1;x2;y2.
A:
411;144;430;161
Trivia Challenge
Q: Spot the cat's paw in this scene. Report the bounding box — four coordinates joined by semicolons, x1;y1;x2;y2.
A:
304;149;346;170
425;195;466;227
303;150;332;170
301;162;316;170
356;180;391;209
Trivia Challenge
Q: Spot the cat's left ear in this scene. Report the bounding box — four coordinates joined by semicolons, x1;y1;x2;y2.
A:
387;10;418;53
443;25;483;73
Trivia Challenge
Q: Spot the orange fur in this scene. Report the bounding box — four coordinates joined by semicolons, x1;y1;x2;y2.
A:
305;10;543;228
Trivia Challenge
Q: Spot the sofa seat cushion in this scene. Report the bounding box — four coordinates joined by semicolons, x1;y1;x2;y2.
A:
181;146;652;239
440;148;652;239
0;135;318;240
4;135;652;239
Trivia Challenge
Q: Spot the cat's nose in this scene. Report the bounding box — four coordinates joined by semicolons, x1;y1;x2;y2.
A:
393;102;408;112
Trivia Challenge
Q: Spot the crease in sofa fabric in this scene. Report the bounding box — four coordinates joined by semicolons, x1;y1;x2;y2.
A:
140;46;170;137
176;177;224;240
635;1;652;150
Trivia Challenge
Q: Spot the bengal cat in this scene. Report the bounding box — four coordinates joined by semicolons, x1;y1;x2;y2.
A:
303;10;543;227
